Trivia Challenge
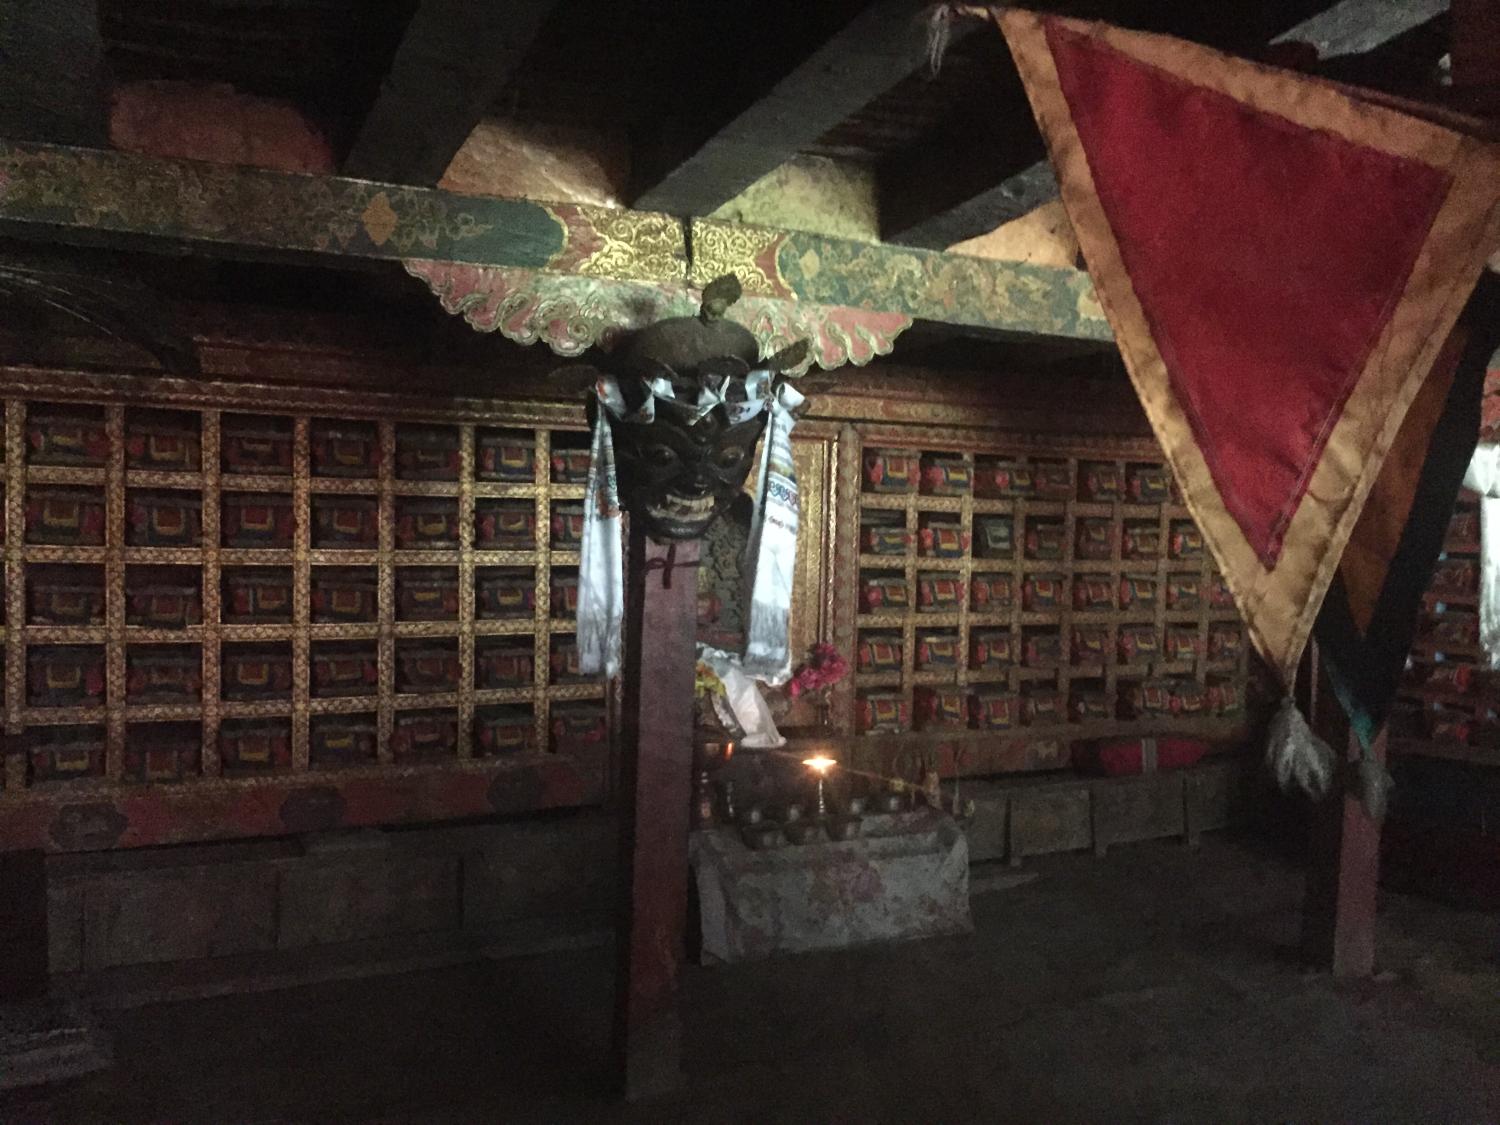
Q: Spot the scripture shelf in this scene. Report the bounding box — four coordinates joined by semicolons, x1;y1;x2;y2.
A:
1392;492;1499;764
0;398;611;793
837;438;1252;766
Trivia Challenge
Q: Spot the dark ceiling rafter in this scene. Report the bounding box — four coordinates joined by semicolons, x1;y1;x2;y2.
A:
880;0;1454;250
0;0;111;147
630;0;973;217
0;243;199;373
342;0;562;184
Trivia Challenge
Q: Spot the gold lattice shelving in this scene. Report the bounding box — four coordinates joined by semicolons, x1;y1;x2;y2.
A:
1;392;608;793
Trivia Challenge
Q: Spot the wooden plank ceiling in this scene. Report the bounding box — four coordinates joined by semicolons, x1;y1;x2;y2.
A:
89;0;1460;256
0;0;1470;365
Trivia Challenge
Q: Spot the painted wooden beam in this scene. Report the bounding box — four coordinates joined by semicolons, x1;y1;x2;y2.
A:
0;0;110;147
0;140;684;280
343;0;562;185
689;217;1110;342
0;141;1112;343
632;0;964;217
883;0;1452;250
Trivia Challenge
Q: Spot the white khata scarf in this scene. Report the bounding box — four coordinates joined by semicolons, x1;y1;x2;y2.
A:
1464;443;1500;667
577;371;801;682
742;380;804;685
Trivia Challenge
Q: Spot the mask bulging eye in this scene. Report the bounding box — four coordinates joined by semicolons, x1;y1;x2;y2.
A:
713;445;746;470
646;445;678;468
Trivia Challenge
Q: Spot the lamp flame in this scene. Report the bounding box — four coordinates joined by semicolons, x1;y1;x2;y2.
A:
803;755;836;775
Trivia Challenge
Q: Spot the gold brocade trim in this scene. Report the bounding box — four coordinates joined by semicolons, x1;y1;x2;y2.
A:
200;410;222;776
104;406;126;781
688;220;791;299
549;206;686;283
291;418;312;771
997;8;1500;681
5;404;26;752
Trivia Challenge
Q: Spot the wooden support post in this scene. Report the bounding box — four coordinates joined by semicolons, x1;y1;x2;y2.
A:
1300;641;1384;977
613;532;699;1100
0;849;48;999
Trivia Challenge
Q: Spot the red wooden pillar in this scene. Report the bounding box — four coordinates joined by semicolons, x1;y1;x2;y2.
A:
1451;0;1500;119
1299;641;1383;977
0;848;48;999
613;532;698;1100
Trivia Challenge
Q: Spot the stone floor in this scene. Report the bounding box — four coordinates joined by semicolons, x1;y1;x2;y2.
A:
3;834;1499;1124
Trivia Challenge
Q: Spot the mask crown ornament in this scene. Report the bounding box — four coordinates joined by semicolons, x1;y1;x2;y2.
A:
599;273;808;541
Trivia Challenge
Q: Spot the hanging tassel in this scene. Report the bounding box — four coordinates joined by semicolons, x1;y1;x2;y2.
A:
923;5;1002;77
1265;696;1336;800
925;5;957;77
1351;743;1394;821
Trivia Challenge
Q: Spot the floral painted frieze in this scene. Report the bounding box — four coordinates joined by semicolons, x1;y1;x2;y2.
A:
405;261;911;372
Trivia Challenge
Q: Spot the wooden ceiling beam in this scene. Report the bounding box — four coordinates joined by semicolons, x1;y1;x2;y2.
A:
631;0;964;217
342;0;561;185
0;140;1112;344
881;0;1452;250
0;0;110;147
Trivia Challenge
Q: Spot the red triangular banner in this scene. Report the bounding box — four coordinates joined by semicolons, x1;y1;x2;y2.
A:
1048;21;1453;565
996;10;1500;680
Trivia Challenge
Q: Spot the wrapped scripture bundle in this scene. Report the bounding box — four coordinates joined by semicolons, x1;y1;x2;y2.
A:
915;686;966;729
221;493;288;548
1023;573;1065;611
857;635;903;673
311;422;379;477
476;432;535;482
396;426;460;480
222;418;292;474
1127;464;1173;504
222;646;293;700
974;458;1033;498
917;573;964;612
396;498;460;550
915;632;959;670
968;688;1017;730
860;574;908;613
922;455;972;496
1080;461;1123;501
29;409;107;466
27;489;106;546
858;690;909;733
862;448;920;493
919;521;968;558
1075;518;1113;561
969;629;1014;670
971;573;1013;610
476;641;534;688
312;497;378;548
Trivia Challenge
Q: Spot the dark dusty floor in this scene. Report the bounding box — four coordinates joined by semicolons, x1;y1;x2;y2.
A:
6;835;1500;1125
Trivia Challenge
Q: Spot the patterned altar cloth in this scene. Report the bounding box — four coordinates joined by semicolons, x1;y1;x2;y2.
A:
690;809;971;963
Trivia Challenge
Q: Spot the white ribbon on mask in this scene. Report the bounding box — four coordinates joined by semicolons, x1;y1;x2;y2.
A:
1463;443;1500;667
742;379;804;684
577;376;627;677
